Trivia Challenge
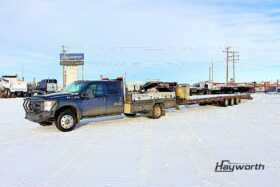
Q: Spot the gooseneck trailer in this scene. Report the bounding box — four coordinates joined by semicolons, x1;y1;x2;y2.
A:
23;78;252;132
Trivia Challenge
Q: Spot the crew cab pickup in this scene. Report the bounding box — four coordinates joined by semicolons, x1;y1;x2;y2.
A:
23;79;173;132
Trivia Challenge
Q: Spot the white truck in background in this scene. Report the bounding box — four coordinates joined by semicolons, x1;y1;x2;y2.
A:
0;75;28;97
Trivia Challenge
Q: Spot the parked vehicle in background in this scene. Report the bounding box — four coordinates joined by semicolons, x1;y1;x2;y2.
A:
0;75;28;97
37;79;58;94
28;79;58;96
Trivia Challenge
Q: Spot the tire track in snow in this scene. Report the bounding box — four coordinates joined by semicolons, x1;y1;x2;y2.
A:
139;124;153;186
179;122;237;187
38;140;98;187
219;121;280;176
38;123;130;187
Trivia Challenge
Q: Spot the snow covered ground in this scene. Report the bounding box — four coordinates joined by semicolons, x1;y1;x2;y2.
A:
0;94;279;187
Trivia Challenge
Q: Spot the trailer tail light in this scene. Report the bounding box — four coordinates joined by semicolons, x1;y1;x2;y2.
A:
102;78;109;80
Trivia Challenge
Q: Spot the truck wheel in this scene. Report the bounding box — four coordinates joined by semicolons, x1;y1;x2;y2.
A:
223;99;228;107
39;121;53;126
151;104;162;119
124;113;136;117
55;110;77;132
5;89;11;97
229;98;234;106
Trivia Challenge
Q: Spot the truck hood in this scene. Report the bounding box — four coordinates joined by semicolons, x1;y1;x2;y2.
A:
31;92;80;100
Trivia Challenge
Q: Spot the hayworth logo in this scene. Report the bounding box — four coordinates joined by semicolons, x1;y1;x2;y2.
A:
215;160;265;172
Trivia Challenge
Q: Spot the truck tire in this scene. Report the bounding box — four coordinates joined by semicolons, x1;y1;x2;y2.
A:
151;104;162;119
229;98;234;106
39;121;53;126
55;110;77;132
5;89;11;97
124;113;136;117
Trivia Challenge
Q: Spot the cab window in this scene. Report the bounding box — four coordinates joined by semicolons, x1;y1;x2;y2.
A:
86;84;104;98
107;83;119;95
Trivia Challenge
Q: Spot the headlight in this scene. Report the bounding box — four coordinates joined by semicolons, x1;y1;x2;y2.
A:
44;101;56;111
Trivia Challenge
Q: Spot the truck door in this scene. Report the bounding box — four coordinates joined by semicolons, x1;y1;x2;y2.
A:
81;83;107;117
105;82;124;115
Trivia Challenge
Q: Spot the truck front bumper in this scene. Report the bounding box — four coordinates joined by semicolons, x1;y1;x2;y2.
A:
25;111;54;123
23;98;56;123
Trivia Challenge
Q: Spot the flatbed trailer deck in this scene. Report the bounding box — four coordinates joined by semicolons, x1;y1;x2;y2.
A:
178;93;252;106
124;93;252;117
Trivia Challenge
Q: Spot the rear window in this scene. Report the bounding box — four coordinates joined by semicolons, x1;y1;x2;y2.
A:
107;83;119;95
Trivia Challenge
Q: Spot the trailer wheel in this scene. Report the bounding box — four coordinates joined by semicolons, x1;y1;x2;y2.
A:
55;110;77;132
124;113;136;117
235;98;240;105
39;121;53;126
229;98;234;106
223;99;229;107
151;104;162;119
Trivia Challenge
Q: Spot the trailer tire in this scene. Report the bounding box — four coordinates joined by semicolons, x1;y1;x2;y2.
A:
235;98;240;105
151;104;162;119
39;121;53;126
223;99;229;107
55;109;77;132
229;98;234;106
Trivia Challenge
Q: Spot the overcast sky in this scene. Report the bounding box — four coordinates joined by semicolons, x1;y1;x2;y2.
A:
0;0;279;84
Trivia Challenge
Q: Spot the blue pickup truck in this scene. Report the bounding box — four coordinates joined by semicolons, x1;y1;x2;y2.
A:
23;79;174;132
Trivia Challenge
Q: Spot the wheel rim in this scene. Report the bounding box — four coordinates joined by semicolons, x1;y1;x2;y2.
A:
60;115;74;129
154;106;161;117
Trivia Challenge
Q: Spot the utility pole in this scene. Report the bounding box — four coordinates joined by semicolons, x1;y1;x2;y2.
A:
223;47;231;85
231;50;239;85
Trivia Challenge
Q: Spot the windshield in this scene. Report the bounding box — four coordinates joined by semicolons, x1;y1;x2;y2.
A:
62;82;88;93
